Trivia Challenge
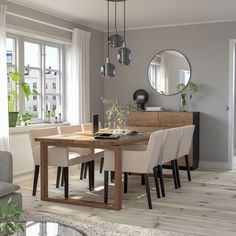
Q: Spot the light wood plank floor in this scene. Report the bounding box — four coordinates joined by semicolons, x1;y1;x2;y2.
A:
15;164;236;236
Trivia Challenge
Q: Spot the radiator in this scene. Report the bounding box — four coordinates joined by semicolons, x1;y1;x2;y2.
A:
9;133;34;177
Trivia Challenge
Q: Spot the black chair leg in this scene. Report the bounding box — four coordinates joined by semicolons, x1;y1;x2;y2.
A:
61;167;65;187
141;174;145;185
32;165;40;196
157;165;165;197
89;160;95;191
104;171;109;203
64;167;69;198
99;158;104;174
143;174;152;209
80;163;85;180
56;167;62;188
110;171;115;183
124;172;128;194
171;160;178;189
185;155;191;181
175;159;181;188
153;167;161;198
84;162;88;179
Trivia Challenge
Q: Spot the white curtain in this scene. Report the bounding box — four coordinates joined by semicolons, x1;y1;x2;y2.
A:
67;28;91;124
0;5;9;151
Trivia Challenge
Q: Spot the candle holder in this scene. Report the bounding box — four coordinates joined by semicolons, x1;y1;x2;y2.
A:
47;111;51;123
58;113;62;123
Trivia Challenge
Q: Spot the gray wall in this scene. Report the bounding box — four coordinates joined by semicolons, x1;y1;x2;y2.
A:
104;21;236;166
1;0;105;122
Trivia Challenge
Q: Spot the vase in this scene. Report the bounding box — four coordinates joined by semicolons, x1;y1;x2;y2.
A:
179;95;189;112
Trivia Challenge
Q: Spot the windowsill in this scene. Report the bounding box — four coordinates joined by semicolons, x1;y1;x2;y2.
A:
9;122;70;134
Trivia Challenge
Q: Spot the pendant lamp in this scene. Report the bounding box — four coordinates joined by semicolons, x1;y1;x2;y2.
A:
108;0;124;48
100;0;116;78
117;0;132;65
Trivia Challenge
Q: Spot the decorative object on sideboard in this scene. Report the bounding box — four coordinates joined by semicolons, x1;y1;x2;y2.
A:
8;72;39;127
177;81;198;112
133;89;149;110
102;97;141;128
147;50;191;96
101;0;132;78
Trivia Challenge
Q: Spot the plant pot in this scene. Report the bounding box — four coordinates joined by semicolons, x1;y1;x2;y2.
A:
8;112;19;127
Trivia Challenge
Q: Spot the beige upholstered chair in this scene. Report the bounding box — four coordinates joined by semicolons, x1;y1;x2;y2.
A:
174;125;195;187
81;123;105;174
156;127;182;197
103;130;164;209
29;127;94;198
58;124;104;186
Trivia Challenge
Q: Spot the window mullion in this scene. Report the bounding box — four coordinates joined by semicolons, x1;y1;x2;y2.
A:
18;37;24;112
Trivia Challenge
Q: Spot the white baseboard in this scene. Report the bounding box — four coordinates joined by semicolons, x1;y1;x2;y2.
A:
199;161;231;170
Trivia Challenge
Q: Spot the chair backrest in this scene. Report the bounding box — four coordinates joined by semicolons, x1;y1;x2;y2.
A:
177;125;195;158
159;127;182;165
29;127;58;165
58;124;82;134
146;130;164;172
82;122;102;132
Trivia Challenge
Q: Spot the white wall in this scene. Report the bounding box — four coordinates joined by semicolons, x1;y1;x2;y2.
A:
104;21;236;167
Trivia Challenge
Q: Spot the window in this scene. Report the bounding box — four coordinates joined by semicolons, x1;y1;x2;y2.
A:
6;34;64;121
33;82;37;89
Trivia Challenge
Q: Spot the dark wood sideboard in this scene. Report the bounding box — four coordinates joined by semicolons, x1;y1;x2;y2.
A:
127;112;200;170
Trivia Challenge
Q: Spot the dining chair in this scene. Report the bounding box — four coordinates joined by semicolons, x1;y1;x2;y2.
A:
58;124;104;189
81;123;104;174
29;127;94;198
156;127;182;197
174;125;195;188
103;130;164;209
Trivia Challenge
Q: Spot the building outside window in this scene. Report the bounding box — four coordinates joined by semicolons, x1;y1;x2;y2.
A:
6;34;64;121
33;82;37;89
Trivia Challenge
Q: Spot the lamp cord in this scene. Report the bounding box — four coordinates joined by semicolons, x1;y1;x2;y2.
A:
115;1;117;33
107;0;110;58
124;0;126;41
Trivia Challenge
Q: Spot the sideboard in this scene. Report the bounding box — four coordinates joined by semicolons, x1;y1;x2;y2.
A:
127;112;200;170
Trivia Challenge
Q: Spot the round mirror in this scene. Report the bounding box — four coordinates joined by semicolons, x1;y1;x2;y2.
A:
147;50;191;95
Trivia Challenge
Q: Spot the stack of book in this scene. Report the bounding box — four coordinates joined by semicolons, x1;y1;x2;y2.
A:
145;107;164;112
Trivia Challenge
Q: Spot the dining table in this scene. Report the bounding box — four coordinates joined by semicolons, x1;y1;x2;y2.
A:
35;131;150;211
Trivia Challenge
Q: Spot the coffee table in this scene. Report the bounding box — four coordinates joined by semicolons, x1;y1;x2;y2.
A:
11;221;87;236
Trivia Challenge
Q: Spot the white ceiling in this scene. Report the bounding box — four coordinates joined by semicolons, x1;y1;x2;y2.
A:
10;0;236;31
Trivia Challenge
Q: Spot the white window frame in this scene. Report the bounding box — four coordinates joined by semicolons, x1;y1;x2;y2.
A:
7;33;65;122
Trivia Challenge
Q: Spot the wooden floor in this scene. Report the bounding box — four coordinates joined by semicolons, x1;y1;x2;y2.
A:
15;164;236;236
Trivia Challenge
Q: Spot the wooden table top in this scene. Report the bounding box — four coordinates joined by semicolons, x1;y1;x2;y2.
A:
35;131;150;148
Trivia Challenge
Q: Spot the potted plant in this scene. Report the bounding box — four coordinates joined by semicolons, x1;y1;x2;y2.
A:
0;198;24;235
8;72;38;127
176;81;198;112
102;97;142;129
18;112;36;126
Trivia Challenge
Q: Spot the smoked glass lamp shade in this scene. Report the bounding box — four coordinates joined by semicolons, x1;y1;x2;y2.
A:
108;33;124;48
117;43;132;65
100;58;116;78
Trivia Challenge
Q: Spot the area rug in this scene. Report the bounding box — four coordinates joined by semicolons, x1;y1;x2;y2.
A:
22;211;198;236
